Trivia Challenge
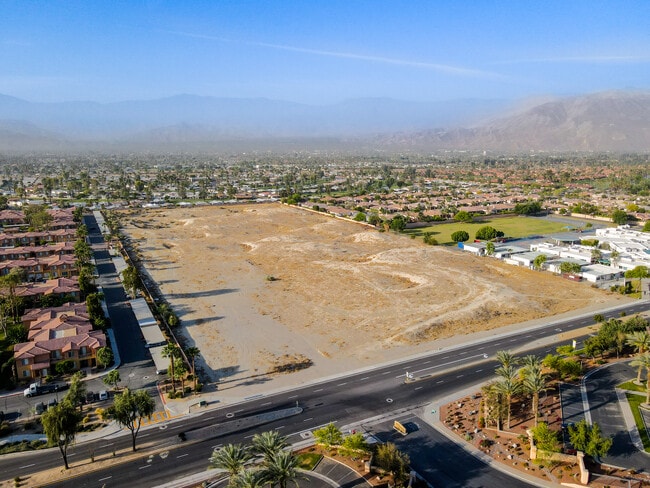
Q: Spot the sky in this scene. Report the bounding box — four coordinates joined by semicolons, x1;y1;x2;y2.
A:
1;0;649;105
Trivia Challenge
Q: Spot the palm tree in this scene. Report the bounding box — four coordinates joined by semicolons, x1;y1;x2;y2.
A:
263;450;301;488
209;444;252;481
162;342;180;394
631;353;650;404
496;350;520;370
231;469;267;488
521;354;542;376
522;367;547;426
495;366;522;431
627;331;650;383
481;381;503;430
185;346;201;390
252;430;288;461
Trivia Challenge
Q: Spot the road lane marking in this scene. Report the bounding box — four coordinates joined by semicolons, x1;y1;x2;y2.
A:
456;374;464;378
359;377;369;380
288;395;298;399
337;382;348;386
101;443;114;448
414;386;423;391
313;388;323;392
139;465;151;469
475;369;483;372
234;409;244;413
19;464;35;469
244;434;255;439
98;476;112;481
381;371;391;375
177;454;189;458
436;380;444;384
409;352;491;377
140;434;150;438
303;417;313;422
276;425;285;429
204;416;214;420
422;360;431;364
261;402;272;406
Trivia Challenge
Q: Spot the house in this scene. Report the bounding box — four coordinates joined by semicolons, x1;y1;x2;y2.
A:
579;264;625;284
14;302;106;380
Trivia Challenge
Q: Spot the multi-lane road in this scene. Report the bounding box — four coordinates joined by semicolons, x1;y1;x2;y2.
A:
2;294;647;487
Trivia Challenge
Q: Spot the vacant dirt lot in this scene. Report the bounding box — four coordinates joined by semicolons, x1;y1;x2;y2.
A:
120;204;624;391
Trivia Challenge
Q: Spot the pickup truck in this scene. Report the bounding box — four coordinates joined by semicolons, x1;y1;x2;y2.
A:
23;382;67;398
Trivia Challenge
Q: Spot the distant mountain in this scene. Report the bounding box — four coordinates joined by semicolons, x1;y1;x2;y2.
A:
0;91;648;153
377;91;650;152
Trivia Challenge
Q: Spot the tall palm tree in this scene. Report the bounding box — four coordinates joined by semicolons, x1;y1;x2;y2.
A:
630;353;650;404
521;355;542;375
252;430;288;461
627;331;650;383
481;381;503;430
522;368;547;426
495;366;522;431
161;342;180;394
263;450;301;488
185;346;201;390
209;444;252;481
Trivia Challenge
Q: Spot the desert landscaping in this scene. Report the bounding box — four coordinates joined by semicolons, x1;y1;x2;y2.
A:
120;204;625;393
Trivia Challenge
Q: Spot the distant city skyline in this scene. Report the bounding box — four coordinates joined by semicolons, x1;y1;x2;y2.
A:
1;0;649;104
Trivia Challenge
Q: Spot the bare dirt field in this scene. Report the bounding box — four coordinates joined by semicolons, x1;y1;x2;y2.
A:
120;204;625;393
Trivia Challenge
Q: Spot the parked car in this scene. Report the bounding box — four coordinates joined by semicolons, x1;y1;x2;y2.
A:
98;390;109;401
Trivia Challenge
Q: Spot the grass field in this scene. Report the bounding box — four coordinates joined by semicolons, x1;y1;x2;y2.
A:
626;392;650;451
405;216;571;245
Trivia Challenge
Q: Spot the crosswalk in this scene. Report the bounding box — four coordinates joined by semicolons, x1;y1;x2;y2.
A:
136;410;177;427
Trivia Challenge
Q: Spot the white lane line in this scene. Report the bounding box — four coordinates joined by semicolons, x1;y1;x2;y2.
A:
337;382;348;386
177;454;189;458
234;409;244;413
277;425;285;430
140;434;150;438
313;388;323;393
261;402;272;406
381;371;391;375
436;380;444;384
359;377;369;380
102;443;114;448
204;416;214;420
139;465;151;470
244;434;255;439
19;464;36;469
99;476;113;481
402;366;410;370
288;395;298;399
422;360;431;364
475;369;483;373
456;374;464;378
414;386;423;391
410;353;492;377
303;417;313;422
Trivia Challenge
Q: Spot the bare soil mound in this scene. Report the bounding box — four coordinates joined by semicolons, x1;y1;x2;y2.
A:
120;204;622;390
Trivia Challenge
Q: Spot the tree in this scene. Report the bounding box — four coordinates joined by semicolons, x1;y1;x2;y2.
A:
86;292;105;328
375;442;410;485
611;209;628;225
55;359;75;376
422;232;438;245
453;210;473;222
514;200;542;215
103;369;121;390
263;450;301;488
314;423;343;448
340;432;369;457
353;212;366;222
522;363;547;426
389;215;407;232
495;366;522;430
41;400;82;469
64;371;87;412
643;221;650;233
630;353;650;404
185;346;201;390
209;444;252;479
627;331;650;383
173;357;188;394
559;261;582;274
531;422;561;453
0;268;25;320
162;342;180;394
231;469;267;488
485;241;495;256
496;350;520;370
96;346;113;369
625;265;649;294
568;420;612;459
121;265;140;299
109;388;155;451
451;230;470;243
24;204;53;230
475;225;502;241
252;430;288;460
74;239;92;268
532;254;547;271
481;381;504;430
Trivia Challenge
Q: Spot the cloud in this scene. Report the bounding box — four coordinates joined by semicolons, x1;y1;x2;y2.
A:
168;30;502;79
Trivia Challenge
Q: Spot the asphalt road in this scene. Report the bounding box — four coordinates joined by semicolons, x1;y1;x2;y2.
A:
3;298;647;487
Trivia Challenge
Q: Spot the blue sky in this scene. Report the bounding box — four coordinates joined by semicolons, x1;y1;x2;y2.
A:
1;0;649;104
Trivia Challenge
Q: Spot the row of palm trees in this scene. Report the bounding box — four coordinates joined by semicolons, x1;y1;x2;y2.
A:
209;430;301;488
482;351;548;430
627;330;650;404
161;342;201;395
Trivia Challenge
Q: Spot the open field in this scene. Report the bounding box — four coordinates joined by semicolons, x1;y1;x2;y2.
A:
120;204;625;393
405;216;585;244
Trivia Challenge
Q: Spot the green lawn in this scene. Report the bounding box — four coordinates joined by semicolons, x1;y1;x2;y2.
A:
405;216;571;245
625;393;650;451
296;452;323;470
618;380;646;392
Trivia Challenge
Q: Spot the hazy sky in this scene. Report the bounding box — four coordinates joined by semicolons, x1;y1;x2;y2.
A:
2;1;649;104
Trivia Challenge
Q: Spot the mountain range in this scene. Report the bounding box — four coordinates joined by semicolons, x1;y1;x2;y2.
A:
0;90;648;153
